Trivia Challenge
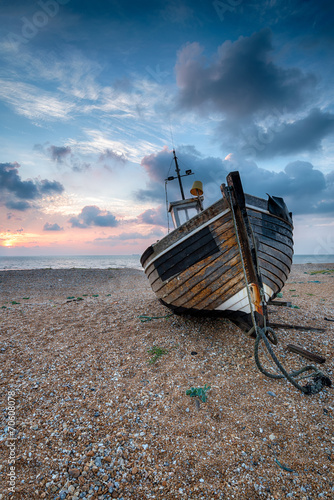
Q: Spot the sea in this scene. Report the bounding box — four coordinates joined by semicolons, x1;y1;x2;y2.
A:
0;255;142;271
0;254;333;271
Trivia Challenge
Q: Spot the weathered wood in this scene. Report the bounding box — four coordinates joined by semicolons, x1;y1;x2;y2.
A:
257;241;293;268
149;220;237;292
286;344;326;364
142;197;230;268
157;246;241;306
249;221;293;247
145;209;233;282
155;226;220;281
247;208;294;232
258;257;288;285
256;250;291;281
268;322;325;332
268;300;292;307
178;257;244;309
141;168;294;333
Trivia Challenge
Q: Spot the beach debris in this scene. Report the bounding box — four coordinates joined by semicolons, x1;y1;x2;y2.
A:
268;300;292;307
138;314;173;322
324;317;334;322
191;351;198;355
307;269;334;275
275;458;294;473
267;322;325;332
147;346;168;364
267;391;276;397
286;344;326;364
186;384;211;403
11;300;20;305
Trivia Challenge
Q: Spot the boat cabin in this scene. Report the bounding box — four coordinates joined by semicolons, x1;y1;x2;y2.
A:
168;196;204;228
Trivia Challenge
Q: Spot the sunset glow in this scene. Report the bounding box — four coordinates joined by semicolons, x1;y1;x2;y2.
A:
0;1;333;257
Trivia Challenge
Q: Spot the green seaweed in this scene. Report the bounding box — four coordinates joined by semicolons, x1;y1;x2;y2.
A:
147;346;168;364
186;384;211;403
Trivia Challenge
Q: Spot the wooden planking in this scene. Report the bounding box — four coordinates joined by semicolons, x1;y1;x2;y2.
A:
247;208;293;231
143;198;230;268
155;232;239;301
147;213;235;289
257;250;291;281
250;221;293;247
167;249;242;308
145;209;233;280
258;256;287;286
257;241;293;269
192;272;245;310
248;213;293;241
154;226;220;282
245;193;268;211
260;267;284;292
254;233;293;259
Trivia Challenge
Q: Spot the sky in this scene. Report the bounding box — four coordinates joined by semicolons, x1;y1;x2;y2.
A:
0;0;333;257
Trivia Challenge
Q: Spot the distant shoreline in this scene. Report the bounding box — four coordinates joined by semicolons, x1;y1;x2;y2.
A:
0;254;333;271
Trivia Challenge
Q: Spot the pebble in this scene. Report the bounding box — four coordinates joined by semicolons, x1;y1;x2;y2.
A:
68;468;81;478
1;266;333;500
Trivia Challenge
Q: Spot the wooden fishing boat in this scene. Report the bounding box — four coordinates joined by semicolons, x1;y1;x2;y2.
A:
140;151;293;333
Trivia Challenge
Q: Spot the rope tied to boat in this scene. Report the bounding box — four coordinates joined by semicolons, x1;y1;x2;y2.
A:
254;326;331;394
226;185;331;395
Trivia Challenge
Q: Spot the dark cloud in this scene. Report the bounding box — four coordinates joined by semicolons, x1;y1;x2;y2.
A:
0;162;65;211
175;29;316;119
241;108;334;158
225;157;334;216
138;146;334;217
136;146;229;205
69;205;119;228
0;162;38;199
40;179;64;194
43;222;64;231
99;149;127;163
48;145;72;163
137;206;167;227
5;200;32;211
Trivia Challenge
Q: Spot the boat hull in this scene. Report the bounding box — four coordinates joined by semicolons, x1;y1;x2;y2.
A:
141;173;293;332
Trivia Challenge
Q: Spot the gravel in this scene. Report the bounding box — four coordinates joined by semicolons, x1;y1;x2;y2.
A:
0;264;333;499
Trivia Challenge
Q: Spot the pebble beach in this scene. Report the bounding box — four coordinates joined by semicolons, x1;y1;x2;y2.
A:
1;263;334;500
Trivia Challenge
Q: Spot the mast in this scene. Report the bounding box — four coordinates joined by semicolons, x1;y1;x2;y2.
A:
173;149;185;200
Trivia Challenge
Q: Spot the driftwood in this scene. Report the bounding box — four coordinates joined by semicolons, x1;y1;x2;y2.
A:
267;321;325;332
268;300;292;307
286;344;326;364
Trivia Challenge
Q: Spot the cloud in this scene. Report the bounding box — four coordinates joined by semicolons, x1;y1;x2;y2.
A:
175;29;316;119
99;149;127;164
137;206;167;226
224;155;334;216
0;79;75;121
136;146;229;205
241;108;334;158
0;162;64;210
40;179;64;194
48;145;72;163
69;205;119;228
93;229;164;244
43;222;64;231
5;200;32;211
